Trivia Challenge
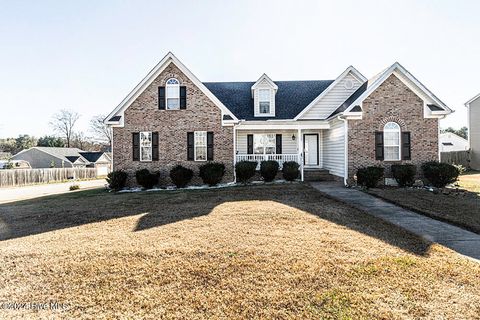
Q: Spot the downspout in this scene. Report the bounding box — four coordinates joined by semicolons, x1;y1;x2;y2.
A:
337;115;348;186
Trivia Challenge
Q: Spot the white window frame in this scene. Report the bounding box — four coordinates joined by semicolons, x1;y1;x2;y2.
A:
253;133;276;155
258;89;271;114
194;131;207;162
140;131;152;162
166;78;180;110
383;122;401;161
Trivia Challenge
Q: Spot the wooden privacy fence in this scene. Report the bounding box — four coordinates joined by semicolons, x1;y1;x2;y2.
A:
440;150;470;168
0;168;98;188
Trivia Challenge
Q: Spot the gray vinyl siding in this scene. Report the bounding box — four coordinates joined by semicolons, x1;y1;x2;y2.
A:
470;97;480;170
236;130;298;154
301;73;362;119
12;149;73;169
322;119;345;177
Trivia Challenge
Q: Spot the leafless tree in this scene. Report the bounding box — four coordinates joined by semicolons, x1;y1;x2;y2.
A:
50;109;80;147
89;114;112;151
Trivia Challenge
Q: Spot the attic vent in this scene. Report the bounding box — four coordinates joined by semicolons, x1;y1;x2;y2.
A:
344;79;354;90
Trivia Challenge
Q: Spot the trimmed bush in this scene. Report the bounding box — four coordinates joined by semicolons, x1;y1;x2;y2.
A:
69;184;80;191
106;170;128;191
391;164;416;187
169;165;194;188
282;161;300;181
356;166;384;188
260;160;279;182
135;169;160;189
199;162;225;186
235;161;257;184
421;161;460;188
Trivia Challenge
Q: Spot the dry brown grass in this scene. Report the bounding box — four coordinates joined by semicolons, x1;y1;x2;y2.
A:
368;173;480;234
0;184;479;319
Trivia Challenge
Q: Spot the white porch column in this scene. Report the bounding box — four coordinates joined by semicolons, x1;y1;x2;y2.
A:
298;128;304;181
233;125;237;183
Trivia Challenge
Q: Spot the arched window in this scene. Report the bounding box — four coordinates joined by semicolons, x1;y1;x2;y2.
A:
383;122;401;161
166;78;180;109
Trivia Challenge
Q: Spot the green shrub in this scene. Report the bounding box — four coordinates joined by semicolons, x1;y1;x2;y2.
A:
260;160;279;182
235;161;257;184
421;161;460;188
391;164;416;187
282;161;300;181
199;162;225;186
69;184;80;191
169;165;193;188
106;170;128;191
135;169;160;189
356;166;384;188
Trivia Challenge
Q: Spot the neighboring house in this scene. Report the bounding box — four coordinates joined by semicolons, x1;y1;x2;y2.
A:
12;147;111;176
105;52;452;186
466;94;480;170
439;132;469;152
79;152;112;176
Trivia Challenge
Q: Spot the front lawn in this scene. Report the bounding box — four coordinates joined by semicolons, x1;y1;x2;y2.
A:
0;184;479;319
367;172;480;233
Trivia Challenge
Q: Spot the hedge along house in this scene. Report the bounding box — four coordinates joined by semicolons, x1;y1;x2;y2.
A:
105;52;452;186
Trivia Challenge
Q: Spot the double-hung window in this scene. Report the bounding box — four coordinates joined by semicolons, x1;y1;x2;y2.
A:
166;78;180;110
258;89;271;114
140;131;152;161
194;131;207;161
254;134;276;154
383;122;401;161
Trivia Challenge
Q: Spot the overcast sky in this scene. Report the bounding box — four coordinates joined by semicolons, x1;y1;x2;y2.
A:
0;0;478;138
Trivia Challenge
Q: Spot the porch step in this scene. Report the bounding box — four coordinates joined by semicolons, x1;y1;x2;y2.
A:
303;169;336;182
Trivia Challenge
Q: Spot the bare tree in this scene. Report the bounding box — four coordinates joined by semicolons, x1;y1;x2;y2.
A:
50;109;80;147
89;114;112;151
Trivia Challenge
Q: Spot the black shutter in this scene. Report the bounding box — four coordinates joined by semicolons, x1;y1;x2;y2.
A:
132;132;140;161
158;87;166;110
375;131;384;160
180;86;187;109
152;132;159;161
402;132;411;160
187;132;194;161
276;134;282;154
207;132;214;161
247;134;253;154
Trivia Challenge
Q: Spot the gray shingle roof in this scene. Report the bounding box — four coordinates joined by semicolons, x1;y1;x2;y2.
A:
34;147;85;162
204;80;334;120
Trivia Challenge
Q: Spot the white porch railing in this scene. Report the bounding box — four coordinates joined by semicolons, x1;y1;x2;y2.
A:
236;154;299;169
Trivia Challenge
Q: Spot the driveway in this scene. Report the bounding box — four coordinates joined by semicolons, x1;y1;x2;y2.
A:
0;179;106;204
311;182;480;261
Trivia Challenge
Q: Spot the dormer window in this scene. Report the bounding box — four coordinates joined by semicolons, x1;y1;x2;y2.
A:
252;74;277;117
166;78;180;110
259;89;271;114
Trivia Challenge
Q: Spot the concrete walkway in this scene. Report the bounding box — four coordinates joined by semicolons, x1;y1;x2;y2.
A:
311;182;480;261
0;179;106;204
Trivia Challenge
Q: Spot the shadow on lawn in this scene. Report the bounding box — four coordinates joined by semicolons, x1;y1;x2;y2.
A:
0;184;430;256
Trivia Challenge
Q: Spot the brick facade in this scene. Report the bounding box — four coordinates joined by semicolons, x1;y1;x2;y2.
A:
112;63;234;186
347;74;439;179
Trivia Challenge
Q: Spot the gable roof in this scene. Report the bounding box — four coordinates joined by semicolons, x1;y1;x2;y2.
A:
204;80;334;120
294;66;367;120
465;93;480;107
105;52;237;125
79;152;108;163
341;62;452;115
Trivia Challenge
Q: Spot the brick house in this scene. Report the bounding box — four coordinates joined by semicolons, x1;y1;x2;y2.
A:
105;52;452;186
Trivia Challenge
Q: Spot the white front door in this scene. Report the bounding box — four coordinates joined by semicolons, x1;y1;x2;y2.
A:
304;134;318;166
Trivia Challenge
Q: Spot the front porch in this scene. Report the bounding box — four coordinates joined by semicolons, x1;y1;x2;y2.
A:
234;127;335;181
